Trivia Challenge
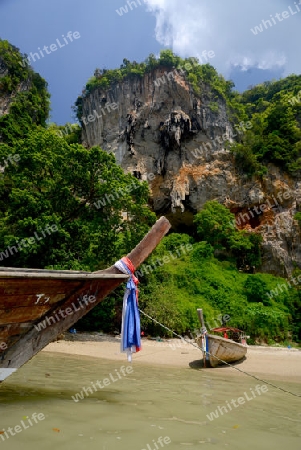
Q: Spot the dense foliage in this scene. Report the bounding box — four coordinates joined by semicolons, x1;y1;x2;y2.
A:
81;225;300;344
131;233;300;344
231;75;301;176
0;40;50;145
0;128;155;270
194;200;262;268
0;42;155;270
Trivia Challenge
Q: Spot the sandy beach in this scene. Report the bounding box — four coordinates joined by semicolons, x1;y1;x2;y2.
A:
42;334;301;383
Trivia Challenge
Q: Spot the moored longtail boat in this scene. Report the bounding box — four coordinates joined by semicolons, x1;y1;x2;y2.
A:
0;217;171;383
196;309;247;367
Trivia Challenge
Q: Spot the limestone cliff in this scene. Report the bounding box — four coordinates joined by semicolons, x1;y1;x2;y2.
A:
0;55;31;118
0;55;12;117
80;68;301;277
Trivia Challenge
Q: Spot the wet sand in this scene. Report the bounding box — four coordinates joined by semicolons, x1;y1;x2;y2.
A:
43;335;301;383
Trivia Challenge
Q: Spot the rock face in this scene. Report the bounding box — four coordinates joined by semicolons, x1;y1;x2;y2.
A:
81;68;301;276
81;68;233;212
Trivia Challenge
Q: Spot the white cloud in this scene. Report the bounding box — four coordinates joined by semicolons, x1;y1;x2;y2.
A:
145;0;301;77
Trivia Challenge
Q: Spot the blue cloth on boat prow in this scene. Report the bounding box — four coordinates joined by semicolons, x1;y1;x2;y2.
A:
122;279;141;351
116;258;141;361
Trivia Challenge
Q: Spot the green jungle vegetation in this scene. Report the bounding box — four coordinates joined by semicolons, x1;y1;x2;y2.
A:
0;41;300;344
232;75;301;177
80;211;301;344
0;40;155;270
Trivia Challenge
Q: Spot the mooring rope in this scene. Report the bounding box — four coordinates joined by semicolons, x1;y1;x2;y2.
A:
139;309;301;398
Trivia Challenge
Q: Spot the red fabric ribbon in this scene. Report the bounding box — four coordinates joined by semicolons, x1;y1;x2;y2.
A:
121;257;139;302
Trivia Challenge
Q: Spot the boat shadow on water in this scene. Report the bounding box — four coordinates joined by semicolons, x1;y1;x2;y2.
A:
189;355;247;370
0;382;123;404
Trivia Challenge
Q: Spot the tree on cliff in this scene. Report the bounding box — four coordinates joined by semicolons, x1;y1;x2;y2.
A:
0;40;50;145
194;200;234;249
194;200;262;267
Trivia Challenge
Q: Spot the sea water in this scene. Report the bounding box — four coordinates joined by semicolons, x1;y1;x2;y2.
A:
0;352;300;450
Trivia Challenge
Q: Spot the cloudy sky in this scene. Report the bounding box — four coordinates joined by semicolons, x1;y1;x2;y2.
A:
0;0;300;124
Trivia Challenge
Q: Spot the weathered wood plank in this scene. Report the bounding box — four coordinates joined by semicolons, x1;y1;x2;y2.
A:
0;293;67;308
0;272;129;279
0;280;85;295
126;216;171;268
0;323;32;342
0;278;119;369
102;216;171;274
0;306;51;324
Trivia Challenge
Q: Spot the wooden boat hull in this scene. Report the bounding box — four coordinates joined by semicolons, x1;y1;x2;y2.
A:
0;217;171;382
196;334;247;367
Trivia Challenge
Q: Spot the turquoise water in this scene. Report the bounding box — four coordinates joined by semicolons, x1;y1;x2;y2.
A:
0;352;300;449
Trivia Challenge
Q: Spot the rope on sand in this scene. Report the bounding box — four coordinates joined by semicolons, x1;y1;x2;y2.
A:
139;309;301;398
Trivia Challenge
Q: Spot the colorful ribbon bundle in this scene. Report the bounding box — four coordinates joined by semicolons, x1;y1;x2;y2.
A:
114;257;141;362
